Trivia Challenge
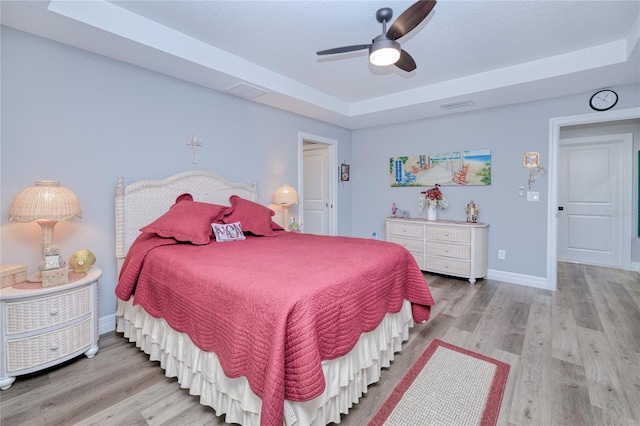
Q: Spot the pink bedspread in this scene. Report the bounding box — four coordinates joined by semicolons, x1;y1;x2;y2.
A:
116;231;434;425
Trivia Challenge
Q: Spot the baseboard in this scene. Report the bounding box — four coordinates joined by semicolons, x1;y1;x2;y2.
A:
631;262;640;273
99;313;116;335
486;269;549;290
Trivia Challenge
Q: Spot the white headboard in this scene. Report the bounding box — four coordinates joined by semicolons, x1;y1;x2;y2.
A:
115;170;257;271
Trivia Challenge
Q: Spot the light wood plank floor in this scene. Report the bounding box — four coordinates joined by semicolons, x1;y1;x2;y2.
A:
1;262;638;426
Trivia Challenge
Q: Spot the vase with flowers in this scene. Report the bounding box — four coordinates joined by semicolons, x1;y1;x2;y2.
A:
418;184;447;220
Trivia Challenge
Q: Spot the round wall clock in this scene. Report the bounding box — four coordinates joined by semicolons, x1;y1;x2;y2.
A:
589;90;618;111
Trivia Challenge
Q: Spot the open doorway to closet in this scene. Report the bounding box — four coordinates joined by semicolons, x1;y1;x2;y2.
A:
297;132;338;236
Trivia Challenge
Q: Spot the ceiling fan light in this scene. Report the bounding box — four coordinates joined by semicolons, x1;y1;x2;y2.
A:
369;40;401;66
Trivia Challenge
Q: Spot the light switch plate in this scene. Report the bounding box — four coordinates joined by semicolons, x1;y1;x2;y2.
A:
527;191;540;202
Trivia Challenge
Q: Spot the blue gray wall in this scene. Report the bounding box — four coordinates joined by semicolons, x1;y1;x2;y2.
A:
0;27;352;325
351;85;640;282
1;26;638;331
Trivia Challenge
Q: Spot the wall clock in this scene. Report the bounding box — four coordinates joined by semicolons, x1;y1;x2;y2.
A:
589;90;618;111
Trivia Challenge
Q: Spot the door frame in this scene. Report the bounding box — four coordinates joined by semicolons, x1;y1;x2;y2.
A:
297;132;338;236
547;107;640;291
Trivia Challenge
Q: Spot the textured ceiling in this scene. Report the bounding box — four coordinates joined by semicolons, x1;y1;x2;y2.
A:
2;0;639;129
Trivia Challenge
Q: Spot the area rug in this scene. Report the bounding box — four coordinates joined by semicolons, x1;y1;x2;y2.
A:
369;339;510;426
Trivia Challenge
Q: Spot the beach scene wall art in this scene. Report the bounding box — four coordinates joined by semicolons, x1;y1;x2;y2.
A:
390;149;492;187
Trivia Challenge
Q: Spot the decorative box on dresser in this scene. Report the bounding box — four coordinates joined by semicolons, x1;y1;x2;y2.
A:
0;266;101;390
385;217;488;284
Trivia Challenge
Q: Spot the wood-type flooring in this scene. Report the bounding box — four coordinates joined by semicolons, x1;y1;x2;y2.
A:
1;262;638;426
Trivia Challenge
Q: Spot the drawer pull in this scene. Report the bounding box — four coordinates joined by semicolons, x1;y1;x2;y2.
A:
50;343;59;351
49;308;58;316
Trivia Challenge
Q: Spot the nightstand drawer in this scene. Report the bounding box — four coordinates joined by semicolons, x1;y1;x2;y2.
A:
388;236;424;254
426;227;470;243
5;286;91;335
426;242;470;259
387;221;424;238
6;318;92;372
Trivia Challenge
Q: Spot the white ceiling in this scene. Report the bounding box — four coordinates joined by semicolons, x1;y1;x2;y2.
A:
2;0;639;129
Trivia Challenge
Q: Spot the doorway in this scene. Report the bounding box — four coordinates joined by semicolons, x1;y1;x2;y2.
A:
557;134;631;267
297;132;338;236
547;107;640;291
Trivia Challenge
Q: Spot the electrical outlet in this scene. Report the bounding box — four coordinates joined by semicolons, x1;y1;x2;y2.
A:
527;191;540;202
498;250;506;260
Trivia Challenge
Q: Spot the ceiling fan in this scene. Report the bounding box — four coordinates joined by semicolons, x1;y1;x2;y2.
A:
316;0;437;72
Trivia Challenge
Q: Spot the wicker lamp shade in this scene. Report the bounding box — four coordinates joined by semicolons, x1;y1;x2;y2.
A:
272;184;299;206
9;181;81;222
273;184;298;231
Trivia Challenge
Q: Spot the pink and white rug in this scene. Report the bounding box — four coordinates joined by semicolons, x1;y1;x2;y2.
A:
369;339;510;426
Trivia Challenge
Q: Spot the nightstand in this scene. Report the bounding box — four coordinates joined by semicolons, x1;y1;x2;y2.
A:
0;266;101;390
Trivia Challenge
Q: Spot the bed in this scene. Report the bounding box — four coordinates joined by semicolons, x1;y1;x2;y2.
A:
114;170;434;425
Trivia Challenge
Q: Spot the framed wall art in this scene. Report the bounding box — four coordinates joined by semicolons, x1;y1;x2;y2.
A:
341;163;350;182
390;149;491;187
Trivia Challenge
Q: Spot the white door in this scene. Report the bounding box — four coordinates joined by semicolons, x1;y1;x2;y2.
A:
303;144;331;235
557;135;626;267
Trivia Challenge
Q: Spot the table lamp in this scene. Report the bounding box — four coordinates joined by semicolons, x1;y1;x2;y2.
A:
9;180;82;282
272;184;299;230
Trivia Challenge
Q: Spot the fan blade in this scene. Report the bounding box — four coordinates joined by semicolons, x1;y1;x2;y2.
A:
316;44;371;55
395;49;417;72
387;0;436;40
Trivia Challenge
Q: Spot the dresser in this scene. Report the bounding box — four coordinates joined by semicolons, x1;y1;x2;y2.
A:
0;266;101;390
386;217;488;284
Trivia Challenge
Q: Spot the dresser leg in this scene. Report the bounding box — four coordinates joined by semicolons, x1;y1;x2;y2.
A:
0;376;16;391
469;278;477;284
85;345;99;359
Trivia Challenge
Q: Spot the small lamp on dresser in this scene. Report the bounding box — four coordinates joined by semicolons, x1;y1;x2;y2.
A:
273;184;299;230
8;180;81;282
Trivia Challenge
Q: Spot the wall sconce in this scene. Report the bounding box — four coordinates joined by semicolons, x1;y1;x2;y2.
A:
272;184;299;230
523;152;547;189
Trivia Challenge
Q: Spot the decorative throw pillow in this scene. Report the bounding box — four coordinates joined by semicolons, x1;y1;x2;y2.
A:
212;221;246;242
140;199;227;245
222;195;278;236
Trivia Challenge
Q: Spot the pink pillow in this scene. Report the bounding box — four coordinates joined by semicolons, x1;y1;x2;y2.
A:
271;220;285;231
222;195;278;236
141;200;227;244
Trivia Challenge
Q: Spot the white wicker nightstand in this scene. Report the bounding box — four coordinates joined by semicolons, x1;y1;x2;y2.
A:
0;266;101;390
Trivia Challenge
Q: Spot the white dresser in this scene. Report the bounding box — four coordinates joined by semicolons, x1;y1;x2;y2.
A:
386;217;488;284
0;266;101;390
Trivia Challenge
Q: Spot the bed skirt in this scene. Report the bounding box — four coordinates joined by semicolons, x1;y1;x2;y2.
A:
116;298;414;425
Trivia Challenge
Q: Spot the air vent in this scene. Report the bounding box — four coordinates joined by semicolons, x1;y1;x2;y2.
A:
439;100;474;110
224;83;269;100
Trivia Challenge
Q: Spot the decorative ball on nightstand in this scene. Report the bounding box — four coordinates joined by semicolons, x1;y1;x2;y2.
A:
69;249;96;273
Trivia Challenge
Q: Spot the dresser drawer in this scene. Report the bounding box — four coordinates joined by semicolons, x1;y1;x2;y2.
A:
426;226;471;243
410;253;425;270
388;236;424;254
387;221;424;238
6;318;92;373
425;256;471;276
427;242;470;259
5;286;91;335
